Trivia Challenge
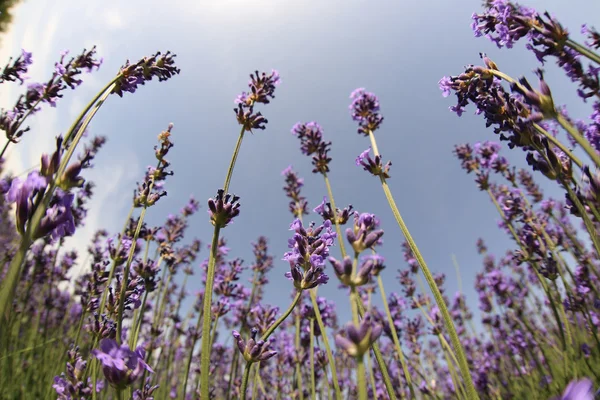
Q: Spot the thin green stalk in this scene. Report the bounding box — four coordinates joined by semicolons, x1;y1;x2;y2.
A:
562;179;600;258
223;127;246;194
556;113;600;169
116;207;148;343
99;205;135;315
377;275;414;398
309;290;342;400
354;296;397;400
130;290;149;349
295;313;305;400
198;225;221;400
240;361;253;400
532;123;583;169
322;173;347;258
566;39;600;65
366;351;377;399
368;130;478;400
357;356;368;400
252;362;260;400
261;290;303;341
310;319;316;400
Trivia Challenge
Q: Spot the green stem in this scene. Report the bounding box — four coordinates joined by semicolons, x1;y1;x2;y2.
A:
322;173;347;258
295;313;305;400
562;179;600;258
555;113;600;169
130;290;149;349
532;123;583;169
240;361;253;400
310;319;316;400
366;351;377;399
261;290;303;341
357;356;368;400
223;127;246;194
566;39;600;65
368;130;478;400
309;290;342;400
377;275;413;399
354;296;397;400
251;362;260;400
116;207;148;343
198;225;221;400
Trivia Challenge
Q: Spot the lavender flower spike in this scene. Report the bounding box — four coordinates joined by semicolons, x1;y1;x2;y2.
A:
232;328;277;363
349;88;384;135
92;339;153;389
207;189;241;228
335;314;383;358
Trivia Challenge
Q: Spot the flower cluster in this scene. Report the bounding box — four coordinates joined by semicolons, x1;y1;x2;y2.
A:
283;218;336;290
281;165;309;217
234;70;280;131
356;147;392;178
0;48;32;84
291;121;332;174
113;51;180;97
349;88;384;135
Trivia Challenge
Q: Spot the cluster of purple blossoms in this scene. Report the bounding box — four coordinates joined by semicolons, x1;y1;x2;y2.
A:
346;212;384;254
335;314;383;358
234;70;280;131
0;48;33;84
349;88;384;135
133;124;174;208
313;196;353;225
281;165;309;217
283;218;336;290
113;51;180;97
232;327;277;363
356;147;392;178
291;121;332;174
0;47;103;144
208;189;241;228
92;339;153;389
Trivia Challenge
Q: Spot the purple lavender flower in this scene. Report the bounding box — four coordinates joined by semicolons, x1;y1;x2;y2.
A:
335;314;383;358
233;70;280;132
283;218;336;290
554;378;594;400
291;122;332;174
282;165;309;217
313;196;353;224
356;147;392;178
346;212;384;254
112;51;180;97
232;328;277;363
1;49;33;84
349;88;384;135
207;189;241;228
35;189;76;240
92;339;153;389
5;170;47;234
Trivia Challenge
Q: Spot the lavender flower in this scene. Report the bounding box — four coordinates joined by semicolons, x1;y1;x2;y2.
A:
92;339;153;389
335;315;383;358
234;70;280;132
283;218;336;290
282;165;309;217
291;122;332;174
554;378;594;400
313;196;353;224
207;189;241;228
356;147;392;178
1;49;33;84
232;327;277;363
346;212;384;254
349;88;384;135
112;51;180;97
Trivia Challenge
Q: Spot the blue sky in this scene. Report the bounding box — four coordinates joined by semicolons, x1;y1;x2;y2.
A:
1;0;599;329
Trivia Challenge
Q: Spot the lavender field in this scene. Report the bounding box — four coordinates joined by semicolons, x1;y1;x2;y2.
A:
1;0;600;399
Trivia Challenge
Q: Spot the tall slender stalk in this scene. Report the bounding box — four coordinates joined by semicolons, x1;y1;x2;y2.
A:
368;130;478;400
